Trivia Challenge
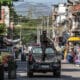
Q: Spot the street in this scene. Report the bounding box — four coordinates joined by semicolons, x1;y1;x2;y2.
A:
4;60;80;80
1;0;80;80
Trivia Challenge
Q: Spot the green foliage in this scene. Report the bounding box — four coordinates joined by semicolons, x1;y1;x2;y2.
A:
0;0;12;5
29;21;36;26
0;23;6;34
20;19;41;27
22;32;37;44
14;27;37;44
0;0;19;3
15;18;42;44
21;29;36;44
10;7;19;24
0;56;2;63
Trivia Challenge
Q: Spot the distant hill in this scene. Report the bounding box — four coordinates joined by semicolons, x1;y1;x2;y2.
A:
14;2;51;18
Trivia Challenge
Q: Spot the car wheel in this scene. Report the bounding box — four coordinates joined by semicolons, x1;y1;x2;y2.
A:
27;71;33;77
53;71;61;77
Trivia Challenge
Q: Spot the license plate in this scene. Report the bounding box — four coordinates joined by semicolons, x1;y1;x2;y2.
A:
41;65;49;68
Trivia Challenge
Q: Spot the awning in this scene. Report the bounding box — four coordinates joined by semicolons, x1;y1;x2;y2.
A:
68;37;80;42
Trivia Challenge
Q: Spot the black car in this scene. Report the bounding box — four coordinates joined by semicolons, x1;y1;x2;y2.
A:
27;46;61;77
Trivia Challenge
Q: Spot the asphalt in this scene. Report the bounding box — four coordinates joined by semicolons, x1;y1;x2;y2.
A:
4;59;80;80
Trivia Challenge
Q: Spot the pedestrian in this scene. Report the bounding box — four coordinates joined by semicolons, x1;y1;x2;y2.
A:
71;48;76;63
74;46;80;66
74;44;79;55
67;48;74;63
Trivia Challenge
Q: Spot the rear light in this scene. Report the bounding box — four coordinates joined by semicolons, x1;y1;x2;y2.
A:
29;54;32;62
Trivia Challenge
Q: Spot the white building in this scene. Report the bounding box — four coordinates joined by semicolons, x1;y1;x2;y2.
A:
52;3;68;40
56;4;67;24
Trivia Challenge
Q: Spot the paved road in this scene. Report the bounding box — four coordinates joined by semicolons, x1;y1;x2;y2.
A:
5;60;80;80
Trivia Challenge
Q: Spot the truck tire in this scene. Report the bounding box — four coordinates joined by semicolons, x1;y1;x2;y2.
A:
54;70;61;77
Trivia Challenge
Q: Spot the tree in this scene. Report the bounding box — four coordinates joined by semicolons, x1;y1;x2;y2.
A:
0;23;6;35
0;0;12;6
0;0;19;6
10;7;19;24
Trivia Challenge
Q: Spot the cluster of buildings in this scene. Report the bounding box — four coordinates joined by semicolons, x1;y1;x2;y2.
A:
51;0;80;41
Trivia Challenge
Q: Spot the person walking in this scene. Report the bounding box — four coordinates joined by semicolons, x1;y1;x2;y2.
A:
74;44;80;66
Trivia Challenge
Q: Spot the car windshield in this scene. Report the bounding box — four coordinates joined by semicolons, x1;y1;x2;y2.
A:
32;47;42;54
45;48;54;54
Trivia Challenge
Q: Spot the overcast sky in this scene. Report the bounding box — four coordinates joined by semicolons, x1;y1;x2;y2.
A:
14;0;67;6
24;0;67;3
14;0;67;17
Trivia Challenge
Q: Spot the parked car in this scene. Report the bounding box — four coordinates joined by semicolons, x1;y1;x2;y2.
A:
27;46;61;77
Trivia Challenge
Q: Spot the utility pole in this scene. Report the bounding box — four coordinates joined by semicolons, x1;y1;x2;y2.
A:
37;16;44;44
39;16;43;36
47;16;50;38
43;16;46;30
37;26;40;44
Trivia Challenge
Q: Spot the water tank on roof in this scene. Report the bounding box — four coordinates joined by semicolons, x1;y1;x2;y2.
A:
58;4;67;14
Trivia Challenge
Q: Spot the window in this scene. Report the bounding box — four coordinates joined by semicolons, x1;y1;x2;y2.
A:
45;48;54;54
32;48;42;54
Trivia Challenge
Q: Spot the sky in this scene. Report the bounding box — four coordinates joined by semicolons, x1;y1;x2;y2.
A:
24;0;67;3
14;0;67;6
14;0;67;17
